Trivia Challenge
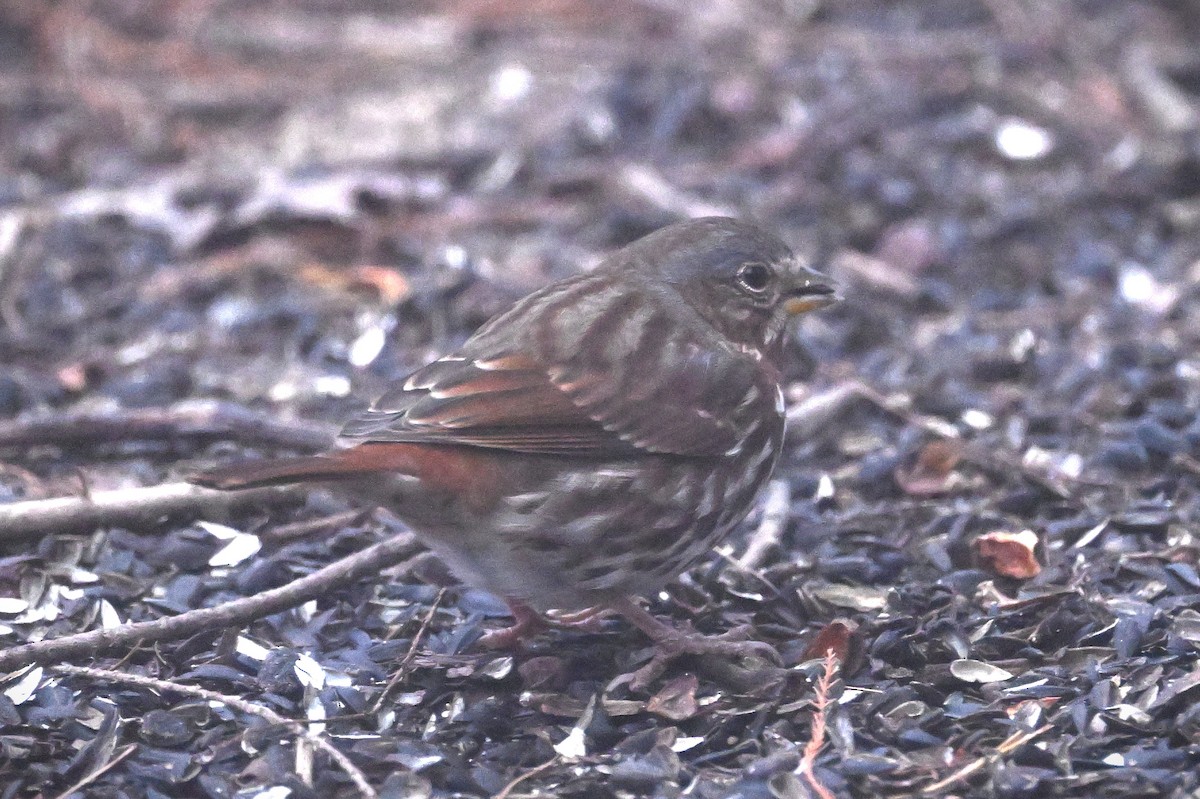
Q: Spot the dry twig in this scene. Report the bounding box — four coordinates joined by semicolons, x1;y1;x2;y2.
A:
0;532;421;671
494;756;560;799
48;743;137;799
738;478;790;570
261;509;372;544
920;724;1055;795
0;400;337;453
0;482;305;541
50;664;378;799
370;587;446;714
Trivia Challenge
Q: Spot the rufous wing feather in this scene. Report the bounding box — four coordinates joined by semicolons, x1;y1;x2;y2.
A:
338;351;642;456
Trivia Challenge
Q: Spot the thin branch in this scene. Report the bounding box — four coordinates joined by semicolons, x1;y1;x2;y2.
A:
49;743;137;799
920;724;1054;795
738;479;790;570
0;532;421;671
494;756;559;799
261;509;371;545
614;163;736;218
783;382;869;442
50;664;377;799
0;482;306;541
370;587;446;714
0;399;337;453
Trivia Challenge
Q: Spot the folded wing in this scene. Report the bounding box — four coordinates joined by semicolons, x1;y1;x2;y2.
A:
341;272;764;458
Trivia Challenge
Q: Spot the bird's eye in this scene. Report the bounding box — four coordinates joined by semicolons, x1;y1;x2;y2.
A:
736;263;773;293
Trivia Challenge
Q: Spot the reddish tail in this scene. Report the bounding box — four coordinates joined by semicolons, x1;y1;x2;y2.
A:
189;442;500;498
191;444;433;490
190;454;367;490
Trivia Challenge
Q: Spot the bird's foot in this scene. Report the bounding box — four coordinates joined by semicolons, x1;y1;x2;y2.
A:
476;601;549;649
545;605;615;633
609;597;782;690
477;601;614;649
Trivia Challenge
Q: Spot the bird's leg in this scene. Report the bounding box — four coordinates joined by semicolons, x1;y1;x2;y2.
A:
479;601;620;649
609;596;782;689
476;600;549;649
544;605;615;632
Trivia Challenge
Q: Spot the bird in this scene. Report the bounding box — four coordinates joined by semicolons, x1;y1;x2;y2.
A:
192;217;837;678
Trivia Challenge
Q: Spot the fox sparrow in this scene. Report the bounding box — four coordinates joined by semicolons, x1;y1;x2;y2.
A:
193;217;837;677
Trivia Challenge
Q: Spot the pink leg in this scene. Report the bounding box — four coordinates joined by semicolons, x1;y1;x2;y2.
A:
478;601;617;649
609;597;782;688
476;600;549;649
545;605;615;631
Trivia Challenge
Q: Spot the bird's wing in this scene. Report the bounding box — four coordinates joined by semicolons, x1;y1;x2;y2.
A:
527;276;767;456
339;351;643;456
341;274;766;458
545;342;764;457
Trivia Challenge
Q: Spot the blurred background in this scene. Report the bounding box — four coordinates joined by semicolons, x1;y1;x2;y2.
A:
4;2;1200;797
5;0;1200;431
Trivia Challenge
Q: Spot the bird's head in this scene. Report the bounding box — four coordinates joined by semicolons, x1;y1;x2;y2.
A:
623;217;838;357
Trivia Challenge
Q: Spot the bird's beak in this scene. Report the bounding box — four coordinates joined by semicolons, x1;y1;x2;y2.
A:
783;266;839;315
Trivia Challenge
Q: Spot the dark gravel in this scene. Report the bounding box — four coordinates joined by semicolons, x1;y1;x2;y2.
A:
2;1;1200;796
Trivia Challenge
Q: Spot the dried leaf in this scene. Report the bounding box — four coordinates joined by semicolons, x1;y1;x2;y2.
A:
975;530;1041;579
801;620;856;662
895;439;963;496
646;674;700;721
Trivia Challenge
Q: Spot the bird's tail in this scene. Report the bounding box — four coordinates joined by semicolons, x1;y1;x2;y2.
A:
191;442;497;498
191;443;433;490
189;454;360;490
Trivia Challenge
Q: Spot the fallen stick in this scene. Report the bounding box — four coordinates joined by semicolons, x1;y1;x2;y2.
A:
51;664;378;799
0;399;337;453
738;478;791;570
0;482;305;541
920;723;1054;795
0;532;421;671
